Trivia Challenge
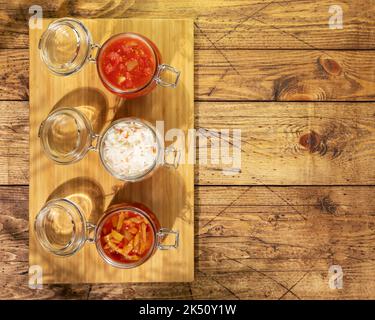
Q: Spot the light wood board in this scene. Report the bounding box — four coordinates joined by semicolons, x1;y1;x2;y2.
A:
29;18;194;283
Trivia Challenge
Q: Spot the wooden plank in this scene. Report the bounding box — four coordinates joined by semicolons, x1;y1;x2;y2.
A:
2;186;375;299
197;101;375;185
195;50;375;101
3;49;375;101
0;101;29;185
0;263;91;299
1;101;375;185
0;50;29;100
1;0;375;49
29;19;194;283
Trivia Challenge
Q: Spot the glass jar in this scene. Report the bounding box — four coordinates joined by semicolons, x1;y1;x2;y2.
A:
38;108;180;181
39;18;180;99
34;198;94;256
34;199;179;269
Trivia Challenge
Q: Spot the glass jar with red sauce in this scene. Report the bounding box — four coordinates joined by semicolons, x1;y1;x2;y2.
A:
34;199;179;268
38;18;180;99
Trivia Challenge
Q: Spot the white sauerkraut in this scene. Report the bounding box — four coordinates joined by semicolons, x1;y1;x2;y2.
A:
102;121;158;178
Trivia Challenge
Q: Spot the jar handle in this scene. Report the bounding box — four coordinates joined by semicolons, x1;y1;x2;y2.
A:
85;222;96;243
156;228;179;250
88;43;101;63
38;120;45;138
164;146;181;168
154;64;180;88
88;133;100;151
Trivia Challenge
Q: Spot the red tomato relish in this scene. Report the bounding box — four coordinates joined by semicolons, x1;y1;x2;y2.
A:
100;210;154;264
100;35;156;91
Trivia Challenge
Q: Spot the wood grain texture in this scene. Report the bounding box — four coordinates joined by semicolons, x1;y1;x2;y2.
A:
2;101;375;185
196;50;375;101
1;0;375;301
1;0;375;49
196;102;375;185
29;19;194;283
0;50;29;100
2;186;375;299
0;101;29;185
3;49;375;101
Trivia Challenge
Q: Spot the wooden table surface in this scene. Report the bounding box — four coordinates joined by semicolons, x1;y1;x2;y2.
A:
1;0;375;300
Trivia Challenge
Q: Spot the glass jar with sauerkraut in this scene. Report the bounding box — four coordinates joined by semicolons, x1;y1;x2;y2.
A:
38;108;180;182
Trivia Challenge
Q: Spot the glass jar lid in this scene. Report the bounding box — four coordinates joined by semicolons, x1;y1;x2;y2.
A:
39;108;94;164
39;18;93;76
34;199;90;256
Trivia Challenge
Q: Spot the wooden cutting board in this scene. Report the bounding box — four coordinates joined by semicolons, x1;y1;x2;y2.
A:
29;18;194;283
